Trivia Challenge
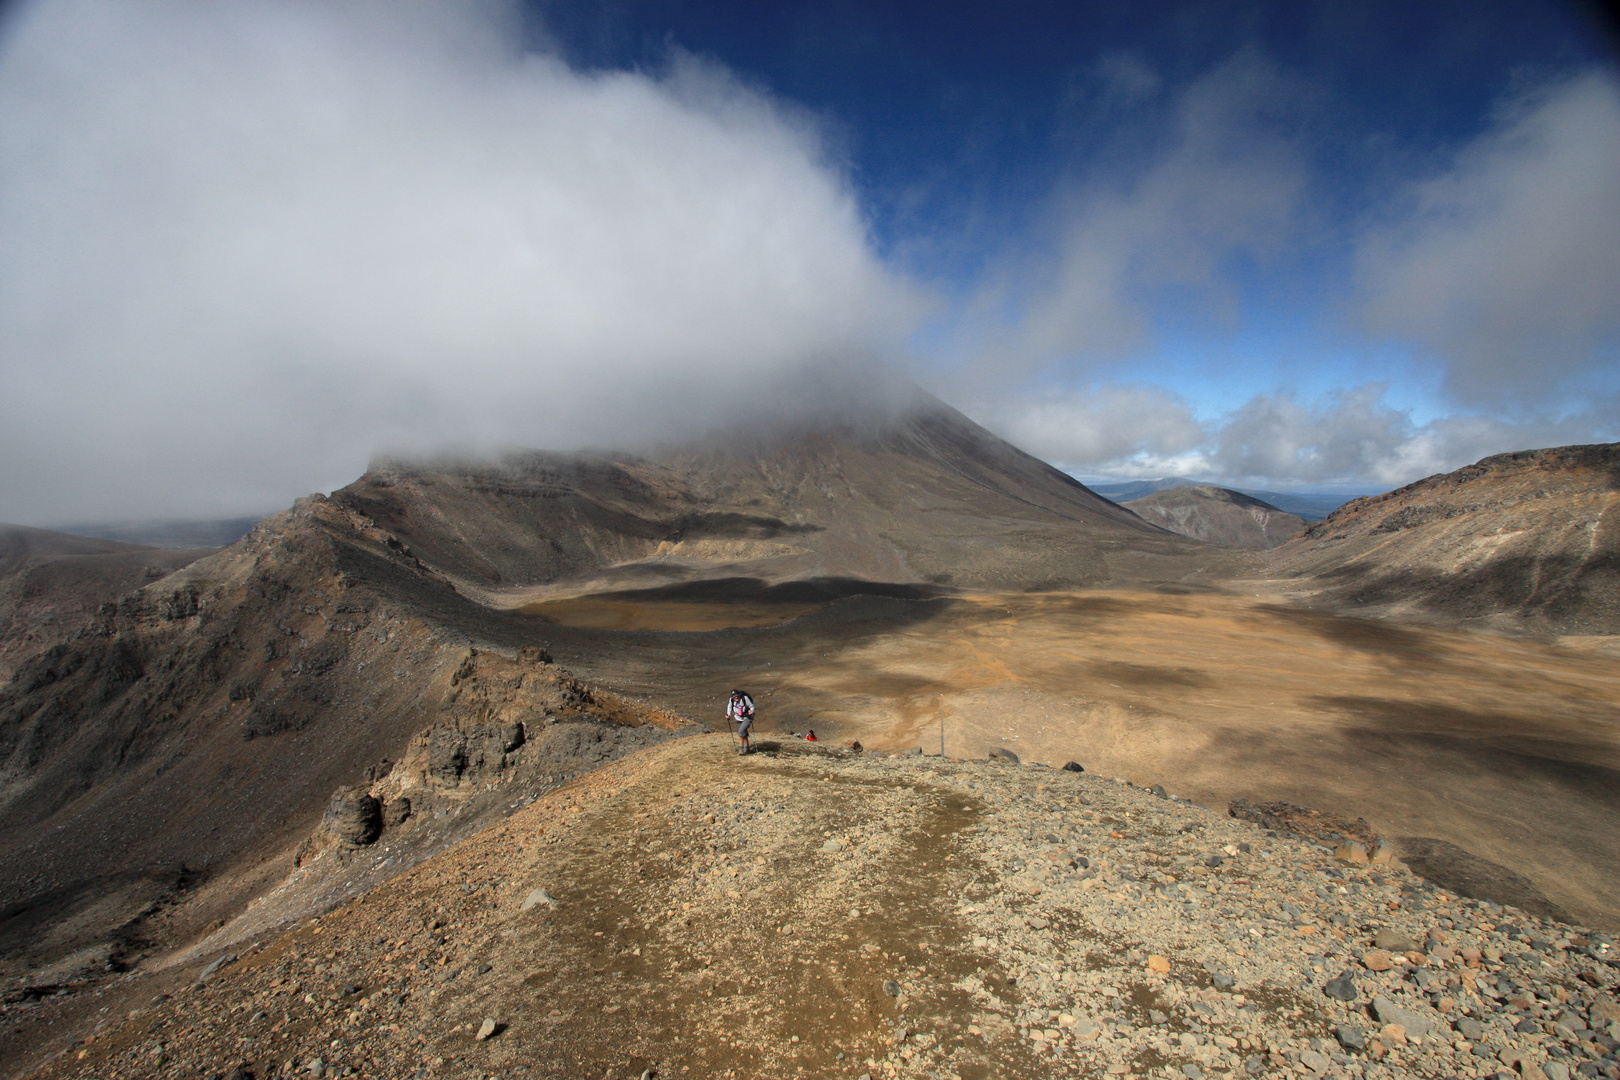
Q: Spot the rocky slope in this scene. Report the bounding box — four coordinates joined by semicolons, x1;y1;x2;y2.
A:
0;497;688;1002
0;526;210;684
8;736;1618;1080
1122;488;1307;550
1269;444;1620;634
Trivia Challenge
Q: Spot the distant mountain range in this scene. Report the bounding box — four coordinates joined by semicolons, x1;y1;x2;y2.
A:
1084;477;1380;520
54;515;263;549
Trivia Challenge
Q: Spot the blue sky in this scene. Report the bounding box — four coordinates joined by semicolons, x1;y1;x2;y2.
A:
532;0;1620;487
0;0;1616;522
535;0;1611;265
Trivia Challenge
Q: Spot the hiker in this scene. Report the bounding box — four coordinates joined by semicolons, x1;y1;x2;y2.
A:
726;689;756;755
804;730;816;742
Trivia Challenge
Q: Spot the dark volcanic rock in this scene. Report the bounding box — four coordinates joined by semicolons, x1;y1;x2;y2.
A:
323;788;382;847
383;797;412;827
427;721;528;787
1324;973;1359;1001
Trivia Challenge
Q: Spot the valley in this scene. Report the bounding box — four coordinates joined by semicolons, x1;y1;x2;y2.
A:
0;413;1616;1080
528;580;1620;933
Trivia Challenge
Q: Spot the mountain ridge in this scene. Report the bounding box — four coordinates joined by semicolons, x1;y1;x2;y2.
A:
1;420;1616;1078
0;525;212;685
1270;442;1620;633
336;400;1192;597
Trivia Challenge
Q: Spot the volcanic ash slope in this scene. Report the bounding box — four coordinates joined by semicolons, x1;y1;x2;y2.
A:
38;737;1620;1080
1271;443;1620;634
336;399;1196;598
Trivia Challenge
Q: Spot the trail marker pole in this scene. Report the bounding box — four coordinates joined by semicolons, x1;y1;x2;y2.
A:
940;695;946;758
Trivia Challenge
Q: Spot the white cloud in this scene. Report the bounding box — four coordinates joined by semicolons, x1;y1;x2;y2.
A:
0;0;922;524
1210;388;1618;486
946;51;1313;375
1091;51;1161;106
1211;387;1412;483
976;381;1616;489
1355;69;1620;404
953;56;1620;491
975;383;1206;471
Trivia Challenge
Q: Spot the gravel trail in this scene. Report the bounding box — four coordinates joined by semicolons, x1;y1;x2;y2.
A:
19;736;1618;1080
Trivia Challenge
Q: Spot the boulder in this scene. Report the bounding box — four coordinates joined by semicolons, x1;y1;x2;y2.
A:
322;787;382;846
988;747;1020;764
1374;928;1420;953
1590;997;1620;1025
1361;949;1395;972
1371;995;1436;1039
1324;973;1359;1001
1333;842;1370;865
522;888;559;911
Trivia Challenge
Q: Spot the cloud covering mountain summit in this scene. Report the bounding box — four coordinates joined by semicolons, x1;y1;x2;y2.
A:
0;0;921;523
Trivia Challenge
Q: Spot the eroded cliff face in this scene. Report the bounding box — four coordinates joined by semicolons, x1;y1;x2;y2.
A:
1271;444;1620;634
0;495;687;991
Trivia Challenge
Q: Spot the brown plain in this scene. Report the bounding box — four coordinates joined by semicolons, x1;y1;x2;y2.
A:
532;583;1620;932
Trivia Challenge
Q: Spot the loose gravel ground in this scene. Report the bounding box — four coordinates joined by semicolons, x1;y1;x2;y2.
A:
17;735;1618;1080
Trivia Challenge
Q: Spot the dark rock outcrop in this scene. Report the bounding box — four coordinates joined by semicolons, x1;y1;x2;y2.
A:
1227;798;1379;848
322;788;382;847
